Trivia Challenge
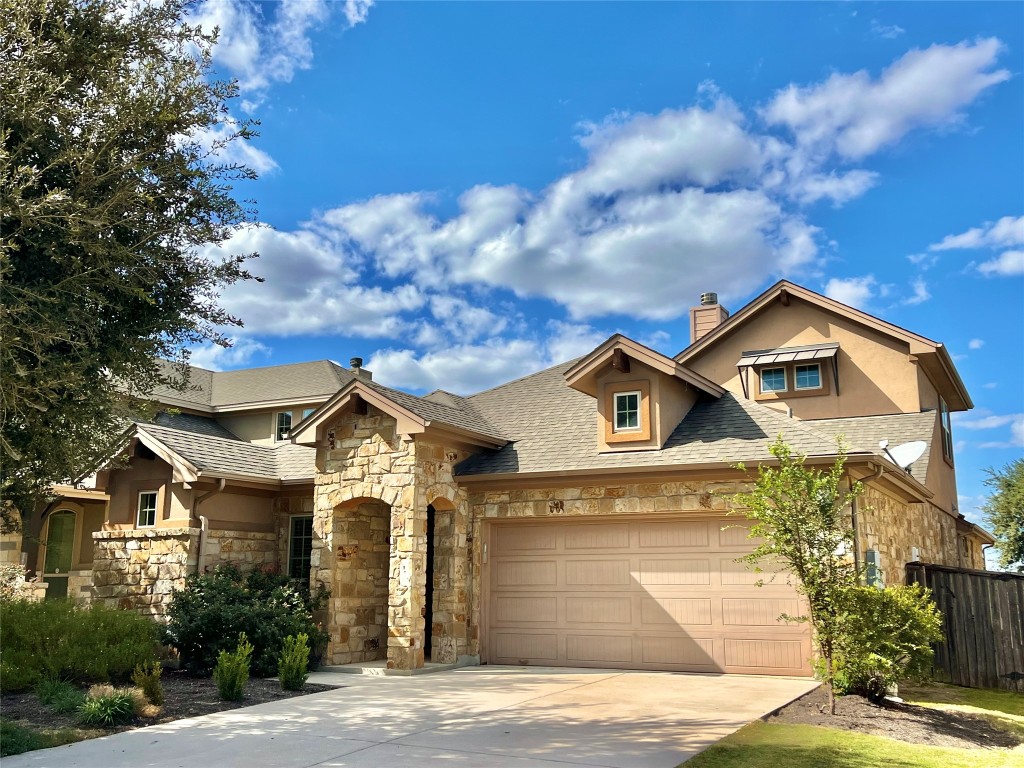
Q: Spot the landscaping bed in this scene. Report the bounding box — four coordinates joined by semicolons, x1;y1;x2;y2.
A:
1;671;338;752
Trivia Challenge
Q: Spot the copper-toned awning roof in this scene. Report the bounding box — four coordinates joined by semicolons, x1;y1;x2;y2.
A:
736;342;840;368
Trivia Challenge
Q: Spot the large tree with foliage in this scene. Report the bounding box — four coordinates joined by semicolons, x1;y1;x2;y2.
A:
1;0;259;522
733;438;862;715
983;458;1024;572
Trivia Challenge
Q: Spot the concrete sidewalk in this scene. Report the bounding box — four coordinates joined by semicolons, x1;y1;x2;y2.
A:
3;667;818;767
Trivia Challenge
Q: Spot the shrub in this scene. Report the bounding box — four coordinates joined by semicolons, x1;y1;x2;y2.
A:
0;599;159;692
0;564;32;603
131;661;164;706
77;686;135;727
213;633;253;701
165;564;327;677
833;584;944;702
35;677;85;714
278;633;310;691
0;718;44;757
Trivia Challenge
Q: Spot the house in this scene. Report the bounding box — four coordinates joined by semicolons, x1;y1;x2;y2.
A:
26;280;993;677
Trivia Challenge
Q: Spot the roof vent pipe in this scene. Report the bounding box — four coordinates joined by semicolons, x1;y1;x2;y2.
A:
700;292;718;306
350;357;363;370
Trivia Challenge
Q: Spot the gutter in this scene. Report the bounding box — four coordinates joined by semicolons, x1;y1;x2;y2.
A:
192;478;226;574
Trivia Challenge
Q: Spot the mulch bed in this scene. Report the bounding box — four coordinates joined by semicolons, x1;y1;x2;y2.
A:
1;670;338;738
767;685;1020;750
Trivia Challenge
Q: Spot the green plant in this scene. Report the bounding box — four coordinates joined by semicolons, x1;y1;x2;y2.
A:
732;437;862;715
983;458;1024;571
35;677;85;714
213;633;253;701
165;564;328;676
833;584;944;702
77;687;135;727
278;633;311;691
0;599;159;692
130;661;164;706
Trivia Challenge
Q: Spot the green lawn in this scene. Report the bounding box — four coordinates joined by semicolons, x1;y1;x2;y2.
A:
684;684;1024;768
0;718;99;758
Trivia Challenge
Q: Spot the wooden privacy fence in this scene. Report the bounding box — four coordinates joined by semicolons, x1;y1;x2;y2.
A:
906;562;1024;693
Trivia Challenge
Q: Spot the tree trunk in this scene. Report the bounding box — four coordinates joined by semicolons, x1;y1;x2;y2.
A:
825;653;837;715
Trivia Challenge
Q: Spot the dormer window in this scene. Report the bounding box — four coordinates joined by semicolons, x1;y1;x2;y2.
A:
760;368;787;393
614;391;641;432
794;364;821;390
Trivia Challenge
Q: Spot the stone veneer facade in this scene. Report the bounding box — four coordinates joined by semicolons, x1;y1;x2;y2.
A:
202;529;277;571
91;528;199;617
311;407;472;670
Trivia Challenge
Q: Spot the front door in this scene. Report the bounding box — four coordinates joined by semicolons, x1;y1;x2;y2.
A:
43;511;76;599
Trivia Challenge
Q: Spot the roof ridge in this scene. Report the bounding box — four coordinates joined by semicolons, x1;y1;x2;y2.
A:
466;357;581;400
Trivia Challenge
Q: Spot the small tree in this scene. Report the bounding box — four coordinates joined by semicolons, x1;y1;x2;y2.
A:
983;459;1024;572
732;437;862;715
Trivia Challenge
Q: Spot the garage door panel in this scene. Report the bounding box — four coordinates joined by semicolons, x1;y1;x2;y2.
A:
565;596;632;624
567;634;633;663
495;560;557;587
638;520;709;548
487;518;812;676
641;597;713;626
566;559;631;585
640;636;717;666
564;523;630;550
639;558;710;585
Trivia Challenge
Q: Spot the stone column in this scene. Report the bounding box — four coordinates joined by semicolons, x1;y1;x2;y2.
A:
388;495;426;670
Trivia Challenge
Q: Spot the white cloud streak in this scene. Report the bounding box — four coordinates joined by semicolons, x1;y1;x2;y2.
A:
824;275;876;309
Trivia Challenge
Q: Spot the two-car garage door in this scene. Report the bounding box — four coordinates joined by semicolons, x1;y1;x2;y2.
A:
486;517;812;676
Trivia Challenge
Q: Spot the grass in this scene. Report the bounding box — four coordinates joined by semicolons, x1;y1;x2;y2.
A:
0;719;98;758
685;683;1024;768
684;721;1023;768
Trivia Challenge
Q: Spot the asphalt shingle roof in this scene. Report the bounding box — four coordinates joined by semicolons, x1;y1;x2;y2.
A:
806;411;935;484
362;380;507;441
457;362;862;476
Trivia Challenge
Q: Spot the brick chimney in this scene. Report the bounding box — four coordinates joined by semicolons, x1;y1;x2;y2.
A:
690;292;729;344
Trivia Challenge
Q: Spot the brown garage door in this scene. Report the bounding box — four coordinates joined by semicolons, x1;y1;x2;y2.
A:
486;517;813;676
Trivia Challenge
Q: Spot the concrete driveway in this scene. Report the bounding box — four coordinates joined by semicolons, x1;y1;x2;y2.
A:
5;667;817;768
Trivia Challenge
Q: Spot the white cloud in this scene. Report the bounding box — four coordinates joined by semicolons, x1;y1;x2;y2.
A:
983;382;998;389
187;338;271;371
790;170;879;206
871;21;906;40
903;277;930;305
824;275;876;309
763;38;1009;160
343;0;374;27
929;215;1024;251
189;119;279;174
956;412;1024;448
197;223;424;337
968;338;985;350
978;249;1024;276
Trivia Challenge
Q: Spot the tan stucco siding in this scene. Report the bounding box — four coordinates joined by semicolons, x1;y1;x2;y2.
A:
201;491;275;532
219;405;321;446
104;456;194;529
595;361;699;451
687;299;922;419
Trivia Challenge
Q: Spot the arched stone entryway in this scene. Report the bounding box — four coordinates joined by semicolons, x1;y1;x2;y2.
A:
426;490;471;664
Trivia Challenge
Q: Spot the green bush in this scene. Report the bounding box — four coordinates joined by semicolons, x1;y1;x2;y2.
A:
0;718;45;757
213;633;253;701
0;599;159;692
278;633;310;691
35;677;85;714
77;689;135;727
165;564;327;677
834;584;944;702
130;661;164;706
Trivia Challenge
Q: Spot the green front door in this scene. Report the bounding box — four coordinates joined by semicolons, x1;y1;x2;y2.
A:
43;511;75;599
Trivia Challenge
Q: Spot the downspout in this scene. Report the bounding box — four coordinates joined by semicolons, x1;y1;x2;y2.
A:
192;478;225;574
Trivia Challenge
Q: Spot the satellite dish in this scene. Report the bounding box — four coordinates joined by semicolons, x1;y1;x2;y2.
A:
879;440;927;471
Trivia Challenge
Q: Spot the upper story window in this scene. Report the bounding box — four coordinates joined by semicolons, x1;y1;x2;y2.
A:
137;491;158;527
302;407;316;419
940;397;954;463
794;363;822;390
760;367;787;393
275;411;292;441
614;391;641;432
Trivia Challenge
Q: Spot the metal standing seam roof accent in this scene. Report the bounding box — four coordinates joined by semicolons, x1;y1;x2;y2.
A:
737;342;840;368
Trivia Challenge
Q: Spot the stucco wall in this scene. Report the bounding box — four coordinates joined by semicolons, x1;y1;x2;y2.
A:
105;454;193;529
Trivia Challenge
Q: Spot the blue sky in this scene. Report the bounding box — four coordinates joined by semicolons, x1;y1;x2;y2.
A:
186;1;1023;531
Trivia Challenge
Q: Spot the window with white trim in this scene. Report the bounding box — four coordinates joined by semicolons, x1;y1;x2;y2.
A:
939;397;954;462
275;411;292;441
760;367;787;393
137;491;158;527
794;363;822;390
288;515;314;581
613;391;641;432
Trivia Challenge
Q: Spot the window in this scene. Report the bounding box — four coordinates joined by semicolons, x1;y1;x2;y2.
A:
275;411;292;441
301;407;316;419
137;491;158;527
760;367;787;393
613;391;640;432
794;363;822;390
939;398;954;462
288;516;314;581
